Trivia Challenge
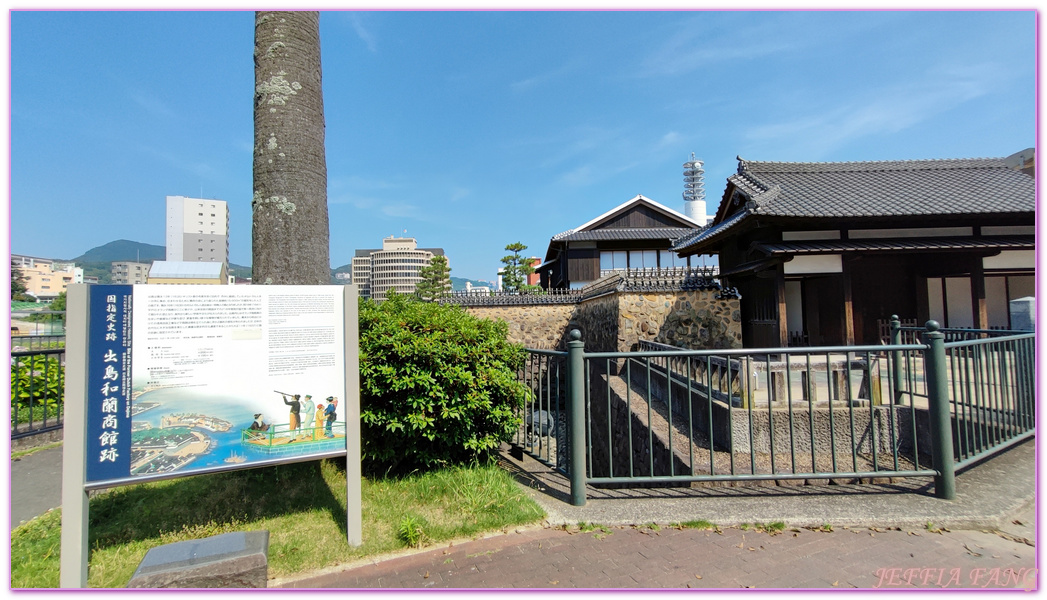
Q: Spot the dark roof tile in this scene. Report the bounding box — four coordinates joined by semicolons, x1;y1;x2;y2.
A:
555;227;697;242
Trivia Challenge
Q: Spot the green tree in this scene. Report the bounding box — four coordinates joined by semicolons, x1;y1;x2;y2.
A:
414;255;452;301
500;242;536;292
358;292;527;473
49;291;66;312
11;266;30;301
252;11;330;285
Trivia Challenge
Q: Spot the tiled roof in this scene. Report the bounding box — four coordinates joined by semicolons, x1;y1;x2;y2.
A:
554;227;697;242
754;236;1036;255
672;210;746;251
675;156;1035;254
732;157;1034;218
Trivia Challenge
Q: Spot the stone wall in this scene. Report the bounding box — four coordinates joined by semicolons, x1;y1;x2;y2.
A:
461;288;741;352
618;290;741;351
462;304;579;350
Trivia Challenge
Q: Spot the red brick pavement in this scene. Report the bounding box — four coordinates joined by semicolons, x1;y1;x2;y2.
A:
280;523;1036;590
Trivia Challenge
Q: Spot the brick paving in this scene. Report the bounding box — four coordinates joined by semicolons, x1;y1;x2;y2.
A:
281;522;1036;590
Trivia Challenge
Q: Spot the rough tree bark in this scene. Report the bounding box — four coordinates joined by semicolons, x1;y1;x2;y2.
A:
252;11;330;285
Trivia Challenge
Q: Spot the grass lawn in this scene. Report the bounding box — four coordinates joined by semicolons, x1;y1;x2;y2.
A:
11;458;545;588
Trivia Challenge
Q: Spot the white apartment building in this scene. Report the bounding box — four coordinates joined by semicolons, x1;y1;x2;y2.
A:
350;237;446;300
166;196;229;264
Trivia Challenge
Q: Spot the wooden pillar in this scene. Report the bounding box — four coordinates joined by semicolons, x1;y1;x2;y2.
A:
842;258;856;346
971;258;988;330
776;264;789;348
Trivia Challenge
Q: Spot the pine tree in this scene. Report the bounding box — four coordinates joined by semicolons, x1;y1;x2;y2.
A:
415;255;451;301
11;266;29;300
500;242;536;292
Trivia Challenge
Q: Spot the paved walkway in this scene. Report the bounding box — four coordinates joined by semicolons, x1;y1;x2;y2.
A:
282;519;1035;589
10;444;63;526
278;439;1037;590
12;438;1037;590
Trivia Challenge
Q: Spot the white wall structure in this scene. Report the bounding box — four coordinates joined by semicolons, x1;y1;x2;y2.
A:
165;196;229;264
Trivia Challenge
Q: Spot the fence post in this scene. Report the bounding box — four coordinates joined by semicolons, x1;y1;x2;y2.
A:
922;321;956;500
567;329;587;507
890;315;905;405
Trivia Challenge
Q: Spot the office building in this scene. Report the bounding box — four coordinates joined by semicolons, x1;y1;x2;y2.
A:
166;196;229;264
351;237;446;300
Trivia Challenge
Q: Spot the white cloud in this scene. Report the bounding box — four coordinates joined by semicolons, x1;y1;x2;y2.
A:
449;187;470;202
329;194;378;209
636;16;804;77
744;62;1003;156
348;13;377;53
129;90;174;118
510;58;585;93
381;204;420;218
560;165;593;186
657;131;682;148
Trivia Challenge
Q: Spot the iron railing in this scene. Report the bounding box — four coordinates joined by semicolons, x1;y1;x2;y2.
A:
11;347;66;439
511;320;1035;506
11;310;66;351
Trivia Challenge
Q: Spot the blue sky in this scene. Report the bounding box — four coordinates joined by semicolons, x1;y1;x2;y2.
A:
8;9;1036;281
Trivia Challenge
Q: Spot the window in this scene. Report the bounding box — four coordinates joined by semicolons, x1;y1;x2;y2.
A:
629;250;658;270
659;250;678;268
600;251;627;271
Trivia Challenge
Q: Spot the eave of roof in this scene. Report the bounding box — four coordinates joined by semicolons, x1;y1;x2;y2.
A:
552;194;704;241
672;209;749;255
754;236;1036;256
556;227;698;243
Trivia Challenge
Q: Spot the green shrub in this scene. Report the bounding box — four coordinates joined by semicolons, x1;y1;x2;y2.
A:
11;355;64;423
359;292;527;473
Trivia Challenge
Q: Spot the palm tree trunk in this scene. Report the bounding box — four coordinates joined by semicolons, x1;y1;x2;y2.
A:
252;11;330;285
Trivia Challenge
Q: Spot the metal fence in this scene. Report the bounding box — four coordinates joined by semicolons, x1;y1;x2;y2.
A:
11;310;66;351
511;320;1035;506
11;347;66;439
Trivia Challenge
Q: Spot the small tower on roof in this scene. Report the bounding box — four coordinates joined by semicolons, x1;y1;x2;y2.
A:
682;153;709;225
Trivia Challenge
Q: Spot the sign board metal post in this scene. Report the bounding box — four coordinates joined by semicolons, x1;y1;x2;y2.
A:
344;284;362;546
60;284;91;588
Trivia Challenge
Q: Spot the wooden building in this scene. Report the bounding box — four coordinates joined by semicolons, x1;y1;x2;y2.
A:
673;156;1036;347
539;195;705;289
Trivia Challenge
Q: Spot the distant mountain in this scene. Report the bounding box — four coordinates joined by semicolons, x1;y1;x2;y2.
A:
59;240;251;282
71;240;165;263
450;276;494;291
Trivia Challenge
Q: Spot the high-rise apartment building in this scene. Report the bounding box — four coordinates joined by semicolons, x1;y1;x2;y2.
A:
165;196;229;264
350;237;446;300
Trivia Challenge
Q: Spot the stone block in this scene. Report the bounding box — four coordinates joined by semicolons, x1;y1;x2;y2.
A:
127;531;269;588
